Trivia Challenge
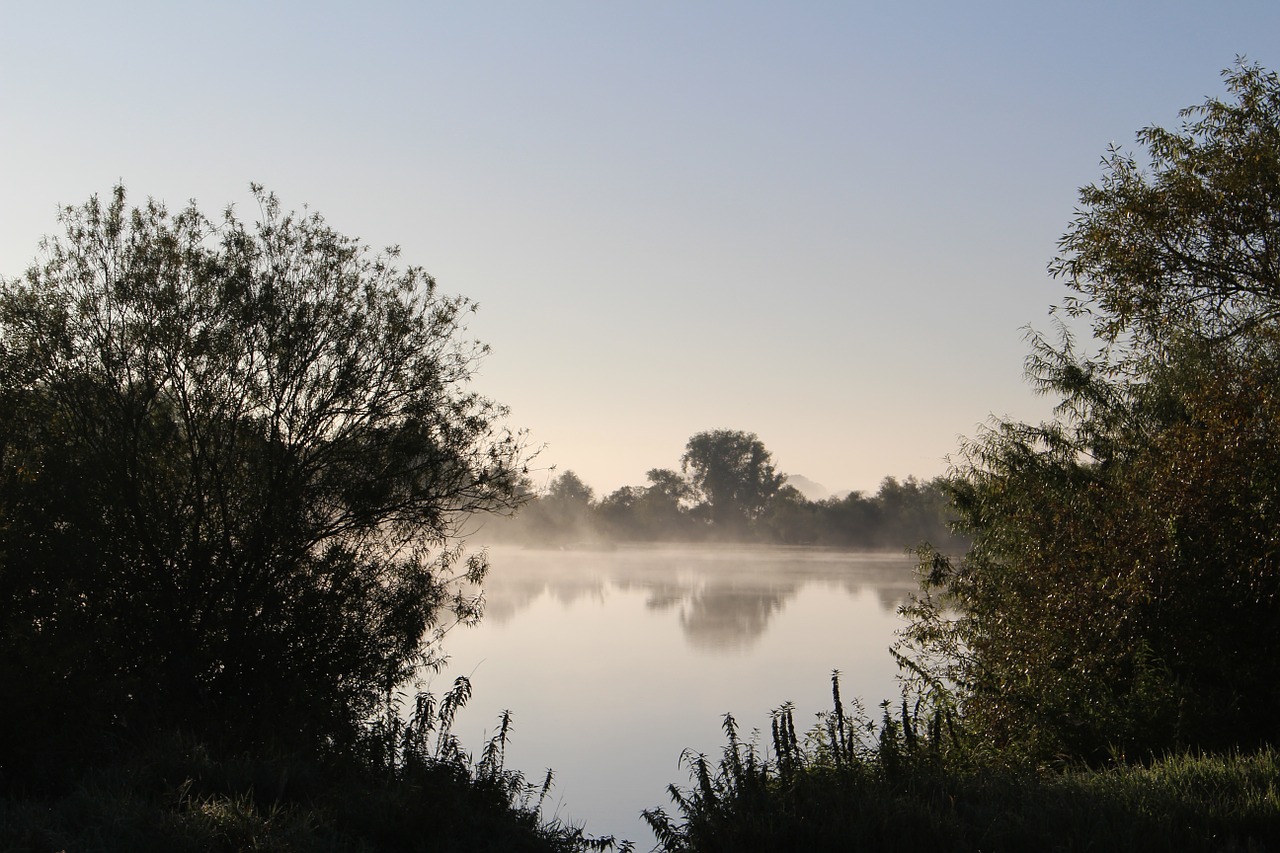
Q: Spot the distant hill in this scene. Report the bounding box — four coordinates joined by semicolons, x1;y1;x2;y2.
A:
783;474;830;502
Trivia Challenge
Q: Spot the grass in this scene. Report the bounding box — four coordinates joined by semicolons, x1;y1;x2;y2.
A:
643;675;1280;852
6;674;1277;852
0;678;632;853
0;737;631;853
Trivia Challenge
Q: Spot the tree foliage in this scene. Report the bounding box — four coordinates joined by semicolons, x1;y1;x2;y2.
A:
595;469;695;541
0;186;526;769
1054;62;1280;351
680;429;784;532
508;470;599;544
904;63;1280;763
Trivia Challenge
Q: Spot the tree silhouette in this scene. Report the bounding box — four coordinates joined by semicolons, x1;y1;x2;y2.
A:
0;185;527;767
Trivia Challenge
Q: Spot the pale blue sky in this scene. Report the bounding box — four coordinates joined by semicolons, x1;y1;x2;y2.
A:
3;2;1278;495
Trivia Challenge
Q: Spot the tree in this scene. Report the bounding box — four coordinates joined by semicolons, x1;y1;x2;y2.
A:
547;470;595;505
638;467;697;538
871;476;956;549
645;467;694;507
595;469;698;541
0;186;526;766
681;429;783;534
519;470;597;543
596;485;644;539
903;63;1280;762
1053;61;1280;353
758;484;818;544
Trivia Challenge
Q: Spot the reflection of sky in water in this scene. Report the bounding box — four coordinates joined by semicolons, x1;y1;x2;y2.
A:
431;545;917;847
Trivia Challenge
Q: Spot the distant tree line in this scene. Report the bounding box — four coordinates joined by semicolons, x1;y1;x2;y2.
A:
479;429;963;551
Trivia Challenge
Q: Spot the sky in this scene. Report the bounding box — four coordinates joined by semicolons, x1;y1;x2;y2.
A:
4;1;1280;497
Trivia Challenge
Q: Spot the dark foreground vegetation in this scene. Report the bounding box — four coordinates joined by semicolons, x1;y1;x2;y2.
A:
645;677;1279;853
0;188;620;850
645;62;1280;851
1;691;620;853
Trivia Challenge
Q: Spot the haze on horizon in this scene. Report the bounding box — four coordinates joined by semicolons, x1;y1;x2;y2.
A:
4;2;1279;498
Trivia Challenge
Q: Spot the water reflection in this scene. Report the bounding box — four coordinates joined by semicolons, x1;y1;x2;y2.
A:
476;545;918;651
439;544;919;846
674;584;791;650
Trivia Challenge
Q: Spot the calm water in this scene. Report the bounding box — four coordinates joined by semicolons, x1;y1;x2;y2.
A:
427;544;918;846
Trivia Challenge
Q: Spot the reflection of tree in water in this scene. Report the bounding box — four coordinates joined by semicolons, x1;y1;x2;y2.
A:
875;586;913;613
837;576;916;614
639;583;687;612
677;583;796;651
474;574;610;625
473;580;543;625
617;578;796;650
476;546;917;645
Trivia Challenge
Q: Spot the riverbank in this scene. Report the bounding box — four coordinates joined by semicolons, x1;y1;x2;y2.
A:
6;728;1276;852
644;702;1280;852
0;734;624;853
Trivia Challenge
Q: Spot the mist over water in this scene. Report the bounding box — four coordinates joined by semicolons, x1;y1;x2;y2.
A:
431;544;917;845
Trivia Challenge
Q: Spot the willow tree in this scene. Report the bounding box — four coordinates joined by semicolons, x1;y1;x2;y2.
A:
0;186;527;766
903;63;1280;762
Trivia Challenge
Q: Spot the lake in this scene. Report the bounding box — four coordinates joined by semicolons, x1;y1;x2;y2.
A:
427;544;919;847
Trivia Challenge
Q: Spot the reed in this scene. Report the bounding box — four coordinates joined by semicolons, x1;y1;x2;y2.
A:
0;688;631;853
645;673;1280;852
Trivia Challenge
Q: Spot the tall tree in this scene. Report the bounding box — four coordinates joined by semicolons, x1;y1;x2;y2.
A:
904;63;1280;762
0;186;526;764
547;470;595;505
680;429;783;533
525;470;597;543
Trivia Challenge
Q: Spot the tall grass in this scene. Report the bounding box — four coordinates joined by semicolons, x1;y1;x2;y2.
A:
644;673;1280;852
1;677;632;853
